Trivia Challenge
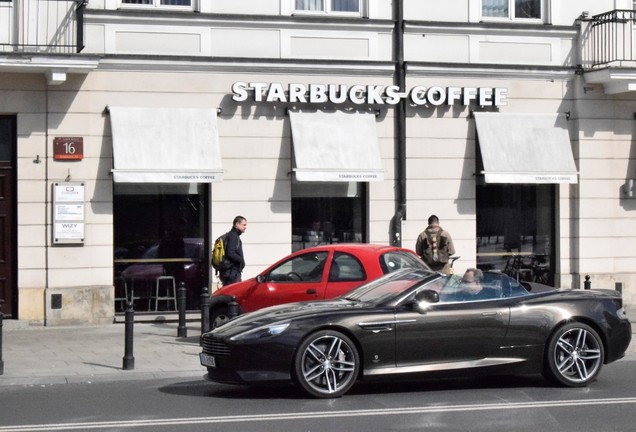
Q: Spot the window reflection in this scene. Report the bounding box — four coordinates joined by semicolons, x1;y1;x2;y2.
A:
294;0;359;13
113;183;208;311
268;252;328;283
482;0;541;19
476;184;554;286
292;182;366;252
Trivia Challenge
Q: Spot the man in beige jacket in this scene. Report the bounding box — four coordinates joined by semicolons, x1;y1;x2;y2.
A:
415;215;455;274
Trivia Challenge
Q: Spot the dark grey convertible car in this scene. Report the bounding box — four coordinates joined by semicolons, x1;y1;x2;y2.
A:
200;268;632;398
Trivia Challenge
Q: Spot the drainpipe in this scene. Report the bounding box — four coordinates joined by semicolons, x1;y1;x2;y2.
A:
390;0;407;246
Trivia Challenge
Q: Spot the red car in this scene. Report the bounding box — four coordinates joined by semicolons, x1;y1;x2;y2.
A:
209;243;430;327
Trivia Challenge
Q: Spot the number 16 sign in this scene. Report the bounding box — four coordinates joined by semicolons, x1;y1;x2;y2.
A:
53;137;84;160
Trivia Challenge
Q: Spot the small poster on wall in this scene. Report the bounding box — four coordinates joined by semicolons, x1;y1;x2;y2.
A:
53;182;85;244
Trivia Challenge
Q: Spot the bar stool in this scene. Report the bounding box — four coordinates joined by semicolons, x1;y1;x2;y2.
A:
129;278;153;311
154;276;177;311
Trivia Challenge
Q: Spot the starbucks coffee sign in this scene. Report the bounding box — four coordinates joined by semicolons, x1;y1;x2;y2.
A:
232;82;508;107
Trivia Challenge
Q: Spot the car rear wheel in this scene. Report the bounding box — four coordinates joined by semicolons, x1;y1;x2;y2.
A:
293;330;359;398
210;306;230;329
544;322;604;387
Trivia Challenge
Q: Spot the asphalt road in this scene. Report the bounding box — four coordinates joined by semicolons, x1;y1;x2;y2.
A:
1;358;636;432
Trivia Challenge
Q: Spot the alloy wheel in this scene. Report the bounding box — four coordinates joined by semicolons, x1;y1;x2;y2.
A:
294;331;359;398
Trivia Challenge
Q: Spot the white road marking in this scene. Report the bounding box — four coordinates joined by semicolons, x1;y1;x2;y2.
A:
1;397;636;431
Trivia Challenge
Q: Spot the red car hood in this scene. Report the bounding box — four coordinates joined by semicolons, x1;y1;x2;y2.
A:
212;278;259;301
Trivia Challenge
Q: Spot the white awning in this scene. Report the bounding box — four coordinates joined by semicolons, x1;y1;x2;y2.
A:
289;111;384;182
108;107;223;183
474;113;578;184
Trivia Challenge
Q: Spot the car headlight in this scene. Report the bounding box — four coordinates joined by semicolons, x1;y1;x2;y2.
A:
230;322;291;341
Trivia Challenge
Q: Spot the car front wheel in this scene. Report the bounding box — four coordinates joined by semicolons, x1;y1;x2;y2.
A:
544;322;604;387
210;306;230;329
293;330;359;398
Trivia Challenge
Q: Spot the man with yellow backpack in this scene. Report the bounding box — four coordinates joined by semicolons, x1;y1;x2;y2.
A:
211;216;247;286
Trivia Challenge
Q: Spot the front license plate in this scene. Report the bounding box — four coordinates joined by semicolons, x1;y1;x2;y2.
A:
199;353;216;368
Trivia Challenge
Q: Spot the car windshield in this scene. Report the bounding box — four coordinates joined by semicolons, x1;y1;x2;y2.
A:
342;269;431;304
343;269;530;305
436;270;530;302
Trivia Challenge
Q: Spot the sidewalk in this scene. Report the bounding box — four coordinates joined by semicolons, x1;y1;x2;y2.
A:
0;318;634;387
0;319;205;386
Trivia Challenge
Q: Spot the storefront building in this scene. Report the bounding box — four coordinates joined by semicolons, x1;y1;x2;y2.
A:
1;0;635;324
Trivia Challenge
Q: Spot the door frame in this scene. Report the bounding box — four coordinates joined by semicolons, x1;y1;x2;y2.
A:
0;115;17;318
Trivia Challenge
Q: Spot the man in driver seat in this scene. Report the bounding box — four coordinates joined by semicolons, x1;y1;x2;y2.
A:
460;268;483;293
451;268;497;301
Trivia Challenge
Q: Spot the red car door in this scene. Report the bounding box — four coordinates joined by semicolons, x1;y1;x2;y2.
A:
249;250;331;308
324;251;369;299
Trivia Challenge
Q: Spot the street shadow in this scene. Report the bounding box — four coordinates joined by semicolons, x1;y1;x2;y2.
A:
159;380;305;399
159;374;550;400
81;362;122;371
348;374;550;396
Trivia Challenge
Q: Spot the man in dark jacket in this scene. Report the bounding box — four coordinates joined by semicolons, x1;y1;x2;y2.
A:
219;215;247;286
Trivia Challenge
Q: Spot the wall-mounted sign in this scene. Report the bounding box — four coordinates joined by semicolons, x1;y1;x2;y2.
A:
53;182;85;244
53;137;83;160
232;82;508;107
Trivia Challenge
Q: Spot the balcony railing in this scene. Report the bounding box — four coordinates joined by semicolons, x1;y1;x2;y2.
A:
582;9;636;70
0;0;85;54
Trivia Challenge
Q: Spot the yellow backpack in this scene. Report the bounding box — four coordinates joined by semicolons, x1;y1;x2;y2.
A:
211;233;228;272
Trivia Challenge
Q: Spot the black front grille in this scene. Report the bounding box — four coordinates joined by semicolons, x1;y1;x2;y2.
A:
202;336;231;357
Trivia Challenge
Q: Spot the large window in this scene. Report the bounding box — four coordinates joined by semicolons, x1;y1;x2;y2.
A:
113;183;208;312
292;182;366;252
294;0;360;15
476;184;555;286
482;0;542;20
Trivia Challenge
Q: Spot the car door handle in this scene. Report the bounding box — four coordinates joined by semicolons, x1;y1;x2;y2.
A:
482;312;502;316
306;288;317;295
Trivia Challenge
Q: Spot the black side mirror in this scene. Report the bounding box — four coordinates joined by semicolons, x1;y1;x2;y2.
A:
413;289;440;313
256;274;265;283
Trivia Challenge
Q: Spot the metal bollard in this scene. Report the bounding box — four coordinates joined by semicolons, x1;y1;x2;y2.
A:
228;296;239;319
122;301;135;370
584;275;591;290
177;282;187;338
200;286;210;337
0;303;4;375
615;282;623;294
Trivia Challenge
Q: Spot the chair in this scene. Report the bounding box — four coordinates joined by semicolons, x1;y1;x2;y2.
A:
154;276;177;311
114;277;128;312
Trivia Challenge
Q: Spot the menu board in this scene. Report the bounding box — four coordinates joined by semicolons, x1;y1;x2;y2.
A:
53;182;85;244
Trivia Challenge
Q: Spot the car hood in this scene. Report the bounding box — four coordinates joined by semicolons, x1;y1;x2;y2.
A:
208;299;359;338
212;277;258;298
